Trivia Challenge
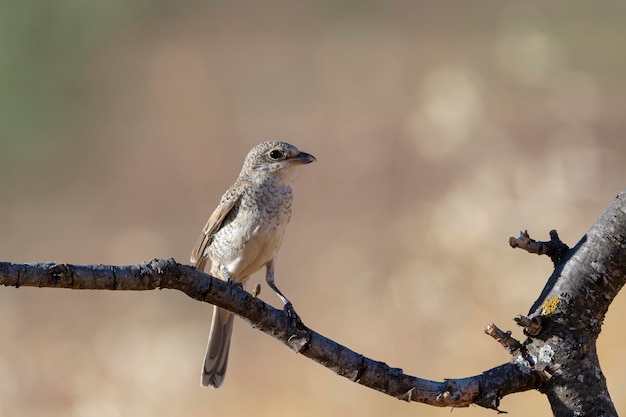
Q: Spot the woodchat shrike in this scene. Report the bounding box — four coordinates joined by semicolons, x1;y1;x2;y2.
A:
190;141;316;388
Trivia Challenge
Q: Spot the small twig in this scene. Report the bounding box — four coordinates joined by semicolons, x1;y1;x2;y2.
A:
485;322;538;383
485;323;523;354
513;314;542;337
509;230;570;265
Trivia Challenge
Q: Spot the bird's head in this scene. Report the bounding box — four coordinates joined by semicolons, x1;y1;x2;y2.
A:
240;140;316;184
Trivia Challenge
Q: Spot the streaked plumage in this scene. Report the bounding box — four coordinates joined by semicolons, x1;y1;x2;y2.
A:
191;140;315;388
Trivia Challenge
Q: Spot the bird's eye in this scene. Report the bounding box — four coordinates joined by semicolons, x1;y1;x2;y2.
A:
269;149;284;160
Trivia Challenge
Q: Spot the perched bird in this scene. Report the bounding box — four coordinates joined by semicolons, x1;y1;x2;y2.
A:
190;140;316;388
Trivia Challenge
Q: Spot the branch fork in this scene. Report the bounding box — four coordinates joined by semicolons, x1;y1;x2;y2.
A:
509;230;570;265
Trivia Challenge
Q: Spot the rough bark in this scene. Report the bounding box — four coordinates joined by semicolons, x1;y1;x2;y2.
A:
1;188;625;415
0;258;535;410
509;189;626;416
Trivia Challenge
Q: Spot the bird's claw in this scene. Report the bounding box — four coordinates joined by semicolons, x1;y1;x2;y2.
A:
283;302;301;323
220;265;242;289
225;276;243;290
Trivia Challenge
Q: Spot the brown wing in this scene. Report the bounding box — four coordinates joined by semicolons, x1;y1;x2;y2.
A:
190;183;244;271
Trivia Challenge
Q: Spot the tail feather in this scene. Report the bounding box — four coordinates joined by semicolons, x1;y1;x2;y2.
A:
201;306;234;388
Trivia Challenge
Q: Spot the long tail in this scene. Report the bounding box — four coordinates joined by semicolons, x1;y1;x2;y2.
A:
201;306;234;388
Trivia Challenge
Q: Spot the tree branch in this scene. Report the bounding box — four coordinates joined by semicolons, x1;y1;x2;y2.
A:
509;190;626;416
0;259;535;411
2;188;626;415
509;229;570;265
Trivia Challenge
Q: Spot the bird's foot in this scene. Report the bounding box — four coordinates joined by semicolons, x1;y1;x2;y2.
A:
284;302;309;352
230;279;244;290
283;302;302;324
220;266;243;289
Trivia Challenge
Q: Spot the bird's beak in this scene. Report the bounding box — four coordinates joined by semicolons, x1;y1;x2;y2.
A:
291;151;316;165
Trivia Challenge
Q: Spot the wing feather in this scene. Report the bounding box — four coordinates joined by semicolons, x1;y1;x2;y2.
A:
190;183;244;271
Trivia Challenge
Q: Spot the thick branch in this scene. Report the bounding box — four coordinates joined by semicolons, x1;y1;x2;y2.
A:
0;259;535;410
509;190;626;417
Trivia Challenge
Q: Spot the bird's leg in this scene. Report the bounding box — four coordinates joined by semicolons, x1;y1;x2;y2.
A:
265;260;299;320
219;265;243;290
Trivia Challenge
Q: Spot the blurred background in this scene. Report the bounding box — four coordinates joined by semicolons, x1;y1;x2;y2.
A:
1;1;625;416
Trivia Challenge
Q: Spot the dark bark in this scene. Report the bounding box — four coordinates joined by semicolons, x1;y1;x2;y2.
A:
1;188;625;415
509;190;626;416
0;258;536;410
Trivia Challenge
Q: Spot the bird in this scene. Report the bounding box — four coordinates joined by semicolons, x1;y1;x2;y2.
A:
190;140;316;388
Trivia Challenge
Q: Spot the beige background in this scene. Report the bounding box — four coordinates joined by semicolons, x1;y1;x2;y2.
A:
1;1;625;416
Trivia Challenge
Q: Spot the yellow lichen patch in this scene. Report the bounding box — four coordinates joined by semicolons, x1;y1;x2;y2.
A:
541;296;560;316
